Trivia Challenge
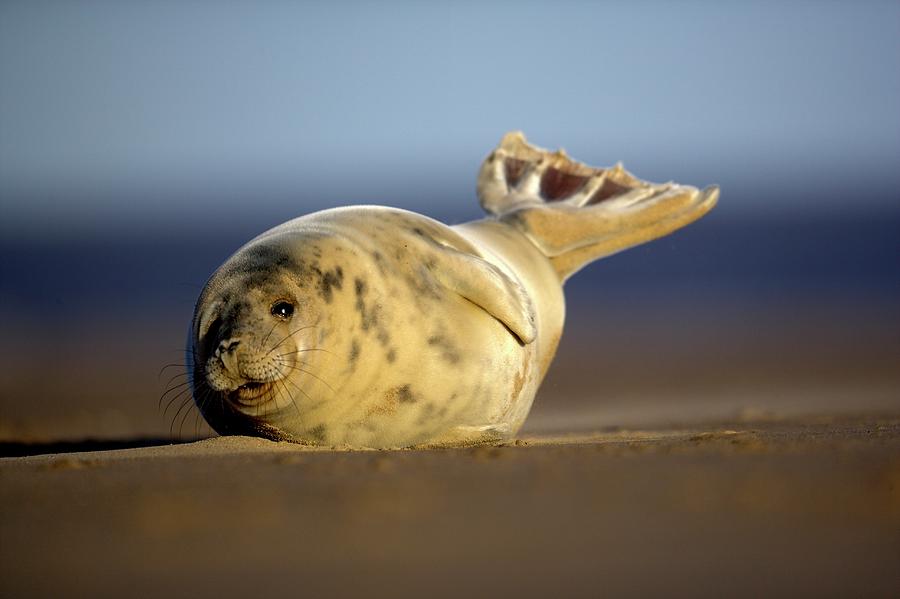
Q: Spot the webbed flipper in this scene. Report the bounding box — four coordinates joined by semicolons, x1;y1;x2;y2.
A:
477;132;718;280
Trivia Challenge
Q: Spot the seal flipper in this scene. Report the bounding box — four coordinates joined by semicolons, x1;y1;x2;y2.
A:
433;247;536;345
477;132;718;280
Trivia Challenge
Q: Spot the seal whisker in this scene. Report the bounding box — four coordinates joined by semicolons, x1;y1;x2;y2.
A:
163;386;193;422
265;324;319;357
276;347;334;357
274;378;303;423
260;321;279;349
157;379;190;407
279;363;336;393
193;385;216;438
159;378;191;399
160;371;190;396
178;392;199;439
170;392;195;439
180;381;211;440
159;380;192;413
157;363;190;379
278;373;316;408
162;377;191;391
193;401;203;438
172;393;194;424
162;371;190;383
255;382;270;419
171;397;191;439
270;382;284;422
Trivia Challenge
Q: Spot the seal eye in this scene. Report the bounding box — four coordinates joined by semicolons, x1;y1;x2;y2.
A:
270;300;294;319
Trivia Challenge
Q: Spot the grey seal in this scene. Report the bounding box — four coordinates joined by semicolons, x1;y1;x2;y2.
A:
188;132;718;447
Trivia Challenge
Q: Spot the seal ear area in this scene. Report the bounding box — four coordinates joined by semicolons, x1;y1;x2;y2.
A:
194;299;225;352
432;248;536;345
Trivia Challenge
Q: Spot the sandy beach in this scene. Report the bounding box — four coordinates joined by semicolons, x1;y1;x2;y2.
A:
2;301;898;598
2;412;898;598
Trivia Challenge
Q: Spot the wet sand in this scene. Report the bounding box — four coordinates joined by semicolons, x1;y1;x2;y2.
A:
2;413;898;598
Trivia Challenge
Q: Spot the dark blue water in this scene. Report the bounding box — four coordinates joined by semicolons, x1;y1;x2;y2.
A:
2;202;898;325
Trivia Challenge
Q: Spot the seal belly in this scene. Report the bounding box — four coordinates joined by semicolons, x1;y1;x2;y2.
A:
296;208;544;447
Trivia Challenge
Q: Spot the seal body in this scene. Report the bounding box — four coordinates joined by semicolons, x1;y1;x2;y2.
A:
189;132;718;447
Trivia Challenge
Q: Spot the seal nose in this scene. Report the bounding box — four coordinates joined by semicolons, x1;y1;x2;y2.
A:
218;338;241;355
217;338;243;378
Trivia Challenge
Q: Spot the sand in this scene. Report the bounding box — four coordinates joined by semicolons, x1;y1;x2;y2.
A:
2;413;898;598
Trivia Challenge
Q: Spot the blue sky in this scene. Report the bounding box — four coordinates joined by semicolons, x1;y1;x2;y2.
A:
1;1;898;237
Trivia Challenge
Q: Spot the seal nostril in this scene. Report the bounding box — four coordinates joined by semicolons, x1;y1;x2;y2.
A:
219;339;241;354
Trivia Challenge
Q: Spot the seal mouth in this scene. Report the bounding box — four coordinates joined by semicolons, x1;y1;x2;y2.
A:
231;380;276;406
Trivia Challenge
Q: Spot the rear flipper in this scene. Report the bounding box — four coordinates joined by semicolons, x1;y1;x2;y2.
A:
477;132;719;281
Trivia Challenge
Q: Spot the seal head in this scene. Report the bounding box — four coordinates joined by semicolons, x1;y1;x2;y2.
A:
190;236;338;441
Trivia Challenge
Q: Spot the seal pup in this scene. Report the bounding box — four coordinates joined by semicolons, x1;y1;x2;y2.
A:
188;132;718;448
